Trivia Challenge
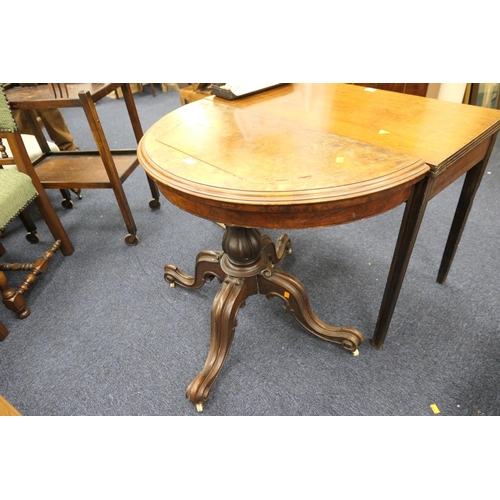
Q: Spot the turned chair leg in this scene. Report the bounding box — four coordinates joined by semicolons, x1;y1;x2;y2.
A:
0;319;8;341
18;209;40;243
0;270;29;319
0;240;61;319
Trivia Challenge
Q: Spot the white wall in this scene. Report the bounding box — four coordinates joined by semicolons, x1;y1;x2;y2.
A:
426;83;467;103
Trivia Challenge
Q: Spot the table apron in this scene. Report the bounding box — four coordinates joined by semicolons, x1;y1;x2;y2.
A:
430;138;491;198
156;180;420;230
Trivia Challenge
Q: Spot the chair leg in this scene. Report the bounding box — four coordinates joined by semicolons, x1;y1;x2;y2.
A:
71;188;83;200
0;271;30;319
7;133;74;257
0;319;8;341
78;89;139;244
18;209;40;243
120;84;161;208
59;189;74;209
0;240;61;319
0;211;39;244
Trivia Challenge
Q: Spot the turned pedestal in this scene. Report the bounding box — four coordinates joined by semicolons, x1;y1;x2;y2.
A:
164;226;363;411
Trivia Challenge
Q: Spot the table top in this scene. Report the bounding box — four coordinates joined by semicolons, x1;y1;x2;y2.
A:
225;84;500;174
138;84;431;229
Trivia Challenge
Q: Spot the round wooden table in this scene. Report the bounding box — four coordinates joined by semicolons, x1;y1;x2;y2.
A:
138;84;429;411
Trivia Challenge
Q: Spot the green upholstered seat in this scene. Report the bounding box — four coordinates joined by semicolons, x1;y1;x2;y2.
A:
0;169;38;231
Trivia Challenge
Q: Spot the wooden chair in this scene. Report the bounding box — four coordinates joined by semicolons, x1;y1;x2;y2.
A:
4;83;161;245
0;86;74;337
0;131;60;242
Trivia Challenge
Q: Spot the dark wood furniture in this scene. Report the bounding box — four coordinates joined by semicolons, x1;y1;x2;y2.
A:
138;86;430;410
211;84;499;350
0;322;8;344
178;84;212;105
314;85;500;348
1;87;73;332
353;83;429;97
4;83;161;245
0;242;61;325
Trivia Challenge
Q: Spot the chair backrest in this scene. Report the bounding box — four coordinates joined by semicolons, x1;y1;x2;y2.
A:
48;83;69;99
0;86;17;133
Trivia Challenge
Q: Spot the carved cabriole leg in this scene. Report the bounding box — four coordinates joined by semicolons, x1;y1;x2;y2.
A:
164;250;225;289
186;275;254;410
257;269;364;354
167;226;363;411
261;233;292;265
186;227;265;411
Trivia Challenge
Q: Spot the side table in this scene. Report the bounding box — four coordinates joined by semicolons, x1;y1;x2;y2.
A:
138;94;429;410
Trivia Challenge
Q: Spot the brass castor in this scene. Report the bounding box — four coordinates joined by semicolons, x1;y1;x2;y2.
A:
124;233;139;246
61;198;74;209
25;232;40;244
149;198;161;210
71;188;83;200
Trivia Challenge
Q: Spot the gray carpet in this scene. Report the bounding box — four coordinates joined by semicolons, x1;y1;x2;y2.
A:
1;84;499;416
